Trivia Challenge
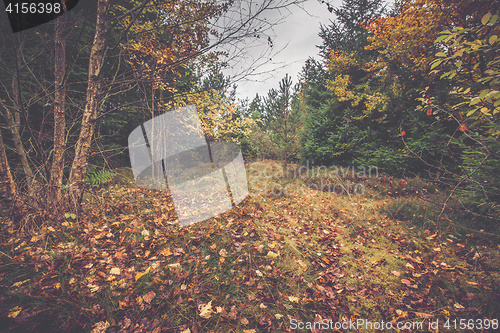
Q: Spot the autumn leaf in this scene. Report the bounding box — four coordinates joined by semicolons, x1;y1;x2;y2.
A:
401;279;411;286
199;301;213;319
161;248;173;256
12;279;30;287
241;317;249;325
143;291;156;304
88;283;100;292
392;270;400;277
90;321;110;333
8;306;22;318
266;251;279;258
415;312;433;319
135;267;151;281
459;123;467;132
110;267;120;275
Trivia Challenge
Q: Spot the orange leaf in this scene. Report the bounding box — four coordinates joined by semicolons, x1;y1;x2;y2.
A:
459;124;467;132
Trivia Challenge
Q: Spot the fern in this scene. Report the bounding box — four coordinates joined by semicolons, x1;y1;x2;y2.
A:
85;166;116;188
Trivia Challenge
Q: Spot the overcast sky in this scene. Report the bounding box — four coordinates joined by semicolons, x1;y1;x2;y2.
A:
225;0;343;103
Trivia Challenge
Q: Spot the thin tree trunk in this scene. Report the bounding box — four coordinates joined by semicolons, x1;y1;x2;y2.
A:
65;0;109;212
0;129;23;222
0;129;16;204
8;34;37;198
49;15;67;205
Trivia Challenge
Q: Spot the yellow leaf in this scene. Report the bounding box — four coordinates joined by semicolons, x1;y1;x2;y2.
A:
12;279;30;287
8;306;22;318
219;257;225;263
136;296;143;304
135;267;151;281
161;248;172;256
266;251;279;258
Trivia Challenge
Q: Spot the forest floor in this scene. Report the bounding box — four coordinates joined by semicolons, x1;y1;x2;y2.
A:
0;160;499;332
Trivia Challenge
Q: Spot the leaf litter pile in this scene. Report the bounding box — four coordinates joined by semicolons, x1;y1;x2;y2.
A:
1;161;499;332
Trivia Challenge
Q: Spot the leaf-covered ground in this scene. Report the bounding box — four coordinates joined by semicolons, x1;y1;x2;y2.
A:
1;161;499;332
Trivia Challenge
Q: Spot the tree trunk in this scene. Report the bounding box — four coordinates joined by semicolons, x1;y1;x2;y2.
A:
49;14;67;206
65;0;109;212
0;129;16;204
7;35;37;198
0;129;23;222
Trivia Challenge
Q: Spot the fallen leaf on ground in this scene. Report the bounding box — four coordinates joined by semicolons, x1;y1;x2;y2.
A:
199;301;213;319
90;321;110;333
110;267;120;275
8;306;22;318
267;251;279;258
143;291;156;304
135;267;151;281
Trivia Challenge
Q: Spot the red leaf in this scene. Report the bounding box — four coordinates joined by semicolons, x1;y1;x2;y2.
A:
459;124;467;132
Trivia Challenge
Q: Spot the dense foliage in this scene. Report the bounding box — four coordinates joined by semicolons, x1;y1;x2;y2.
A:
241;0;499;220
